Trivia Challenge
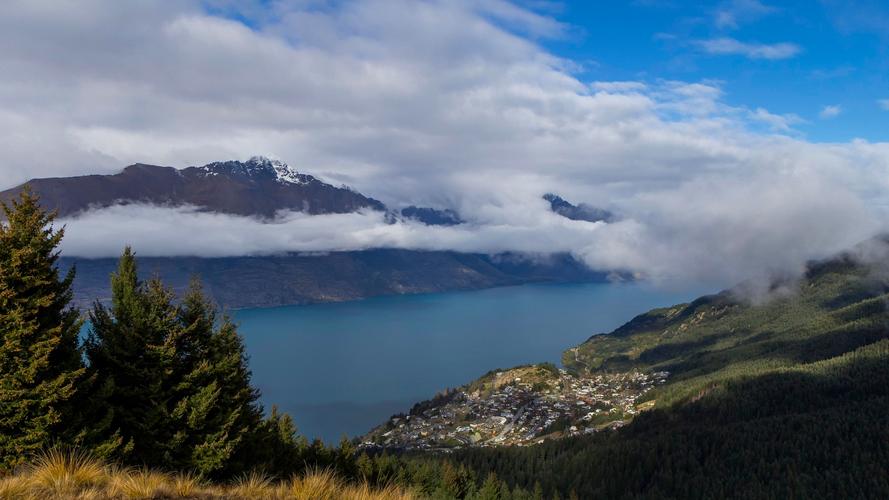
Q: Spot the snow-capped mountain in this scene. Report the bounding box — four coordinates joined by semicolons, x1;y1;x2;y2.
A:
0;157;385;218
195;156;313;186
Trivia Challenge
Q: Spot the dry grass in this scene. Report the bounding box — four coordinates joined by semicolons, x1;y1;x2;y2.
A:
107;469;173;499
25;447;108;498
230;471;275;499
285;468;341;500
0;449;417;499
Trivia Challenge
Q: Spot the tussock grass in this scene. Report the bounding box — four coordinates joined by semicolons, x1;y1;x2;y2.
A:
0;475;30;499
107;469;172;499
21;447;107;498
286;468;341;500
3;449;415;499
230;470;275;498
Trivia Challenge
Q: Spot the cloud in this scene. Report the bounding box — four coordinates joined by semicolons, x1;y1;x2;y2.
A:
0;0;888;289
590;81;647;93
695;37;801;60
714;0;776;29
821;0;889;39
57;163;881;288
750;107;803;131
879;99;889;111
819;105;842;119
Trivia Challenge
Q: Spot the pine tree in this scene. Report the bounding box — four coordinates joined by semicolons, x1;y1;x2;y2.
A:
0;188;84;469
532;481;544;500
84;248;177;465
248;406;306;478
167;280;263;478
476;472;506;500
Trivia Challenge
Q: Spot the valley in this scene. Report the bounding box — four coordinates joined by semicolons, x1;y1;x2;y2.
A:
232;281;701;443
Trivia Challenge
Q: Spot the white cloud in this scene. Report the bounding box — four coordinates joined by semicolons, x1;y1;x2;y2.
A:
819;105;842;119
714;0;776;29
0;0;887;288
590;81;647;93
879;99;889;110
750;107;803;131
696;37;801;60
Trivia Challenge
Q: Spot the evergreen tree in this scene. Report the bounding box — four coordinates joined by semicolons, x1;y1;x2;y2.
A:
86;258;292;477
247;405;306;478
475;472;506;500
0;188;84;469
532;481;544;500
84;248;177;465
167;280;263;478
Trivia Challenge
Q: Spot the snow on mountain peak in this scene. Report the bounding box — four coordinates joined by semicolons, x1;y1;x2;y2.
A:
246;156;309;185
196;157;313;185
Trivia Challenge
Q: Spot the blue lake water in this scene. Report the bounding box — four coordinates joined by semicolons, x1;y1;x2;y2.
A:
233;282;709;443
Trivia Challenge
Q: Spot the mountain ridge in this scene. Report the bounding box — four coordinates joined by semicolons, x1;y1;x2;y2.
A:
0;156;385;218
62;250;608;310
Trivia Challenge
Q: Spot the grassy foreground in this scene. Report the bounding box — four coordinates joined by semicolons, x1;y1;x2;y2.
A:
0;449;416;500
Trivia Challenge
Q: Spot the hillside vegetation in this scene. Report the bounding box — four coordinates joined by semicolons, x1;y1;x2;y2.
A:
564;249;889;405
434;246;889;498
0;449;417;500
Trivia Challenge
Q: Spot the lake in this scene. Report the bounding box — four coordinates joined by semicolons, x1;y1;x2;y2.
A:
234;281;709;443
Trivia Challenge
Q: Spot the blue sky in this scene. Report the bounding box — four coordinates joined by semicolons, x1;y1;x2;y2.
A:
534;0;888;142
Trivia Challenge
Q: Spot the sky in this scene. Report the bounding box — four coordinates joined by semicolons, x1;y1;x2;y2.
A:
540;1;889;143
2;0;889;288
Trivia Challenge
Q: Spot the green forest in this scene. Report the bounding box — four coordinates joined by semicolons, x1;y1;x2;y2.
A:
2;188;888;499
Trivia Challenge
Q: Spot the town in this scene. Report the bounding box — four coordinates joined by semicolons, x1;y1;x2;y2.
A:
361;364;669;450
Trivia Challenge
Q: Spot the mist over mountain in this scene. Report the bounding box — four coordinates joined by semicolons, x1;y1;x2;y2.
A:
544;193;615;223
1;158;615;308
0;156;384;218
400;206;464;226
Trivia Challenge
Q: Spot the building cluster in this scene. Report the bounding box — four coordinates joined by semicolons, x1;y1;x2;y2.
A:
361;368;669;451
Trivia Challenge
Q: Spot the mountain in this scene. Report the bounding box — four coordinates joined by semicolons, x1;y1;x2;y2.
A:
400;206;464;226
381;240;889;498
62;250;606;309
2;159;612;308
544;193;614;223
0;156;384;218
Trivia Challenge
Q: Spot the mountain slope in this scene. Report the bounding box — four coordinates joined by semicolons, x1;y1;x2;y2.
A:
400;241;889;498
543;193;614;223
62;250;606;309
0;156;384;218
562;247;889;406
400;206;464;226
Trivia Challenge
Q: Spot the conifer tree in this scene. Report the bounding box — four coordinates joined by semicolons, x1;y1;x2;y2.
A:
85;250;309;478
475;472;507;500
0;188;84;469
84;248;177;465
248;405;306;478
167;280;263;478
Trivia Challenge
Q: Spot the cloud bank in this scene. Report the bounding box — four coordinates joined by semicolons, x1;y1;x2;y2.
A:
0;0;888;287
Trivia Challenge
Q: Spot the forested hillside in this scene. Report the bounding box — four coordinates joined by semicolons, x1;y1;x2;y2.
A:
61;251;606;309
429;243;889;498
